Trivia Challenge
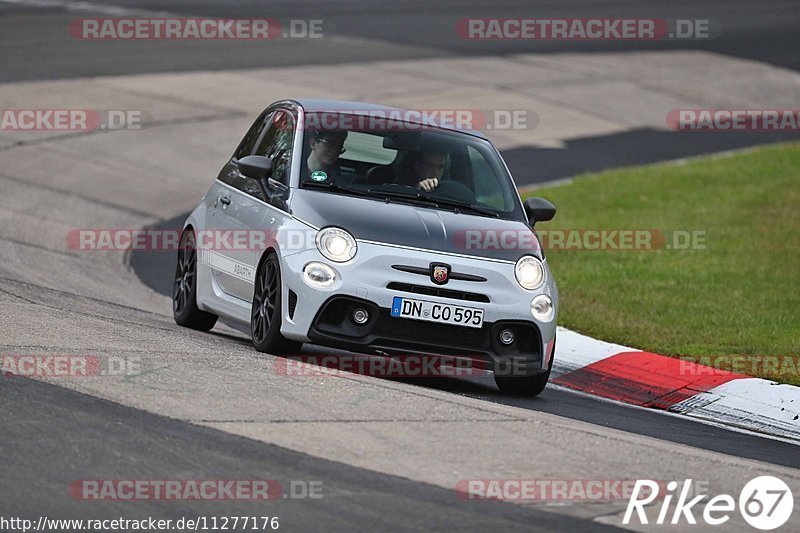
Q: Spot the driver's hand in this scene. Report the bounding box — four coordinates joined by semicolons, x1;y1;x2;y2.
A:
417;178;439;192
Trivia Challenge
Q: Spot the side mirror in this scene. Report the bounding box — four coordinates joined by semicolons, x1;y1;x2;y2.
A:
238;155;273;181
524;197;556;225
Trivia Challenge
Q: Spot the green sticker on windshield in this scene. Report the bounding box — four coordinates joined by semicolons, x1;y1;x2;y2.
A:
311;171;328;182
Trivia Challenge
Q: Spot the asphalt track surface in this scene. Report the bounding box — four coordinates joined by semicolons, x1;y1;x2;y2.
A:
2;1;800;531
2;376;619;532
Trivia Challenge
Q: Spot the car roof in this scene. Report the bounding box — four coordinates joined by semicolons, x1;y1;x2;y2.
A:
283;98;489;140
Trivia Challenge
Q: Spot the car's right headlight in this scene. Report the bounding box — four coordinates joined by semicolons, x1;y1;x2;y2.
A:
315;227;357;263
515;255;544;290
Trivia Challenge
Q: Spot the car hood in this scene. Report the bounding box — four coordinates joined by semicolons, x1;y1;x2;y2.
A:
290;189;541;262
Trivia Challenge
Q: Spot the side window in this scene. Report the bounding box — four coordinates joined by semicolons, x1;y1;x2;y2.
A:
255;111;295;185
221;111;272;198
234;111;271;160
468;146;506;210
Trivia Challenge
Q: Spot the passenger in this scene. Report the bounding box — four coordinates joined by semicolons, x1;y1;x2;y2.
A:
396;149;449;192
306;130;347;183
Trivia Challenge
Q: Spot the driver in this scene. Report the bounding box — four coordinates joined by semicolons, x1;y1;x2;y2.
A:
306;129;348;183
396;149;449;193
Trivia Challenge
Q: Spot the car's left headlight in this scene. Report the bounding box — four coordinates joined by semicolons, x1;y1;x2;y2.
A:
315;227;357;262
515;255;544;290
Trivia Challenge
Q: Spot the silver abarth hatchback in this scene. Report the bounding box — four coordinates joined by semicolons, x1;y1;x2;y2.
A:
174;99;558;396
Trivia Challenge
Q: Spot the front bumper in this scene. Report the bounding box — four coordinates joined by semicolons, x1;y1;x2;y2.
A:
279;240;558;373
308;295;545;372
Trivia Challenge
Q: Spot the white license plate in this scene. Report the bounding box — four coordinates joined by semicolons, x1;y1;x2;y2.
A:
390;296;484;328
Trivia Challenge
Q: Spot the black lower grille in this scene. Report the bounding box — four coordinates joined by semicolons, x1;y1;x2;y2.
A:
386;282;490;303
288;290;297;319
371;312;492;352
309;296;543;364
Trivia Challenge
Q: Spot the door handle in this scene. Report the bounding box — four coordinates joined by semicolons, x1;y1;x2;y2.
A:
218;195;231;207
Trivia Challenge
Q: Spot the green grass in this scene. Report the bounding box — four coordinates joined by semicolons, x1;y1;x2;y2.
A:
524;143;800;385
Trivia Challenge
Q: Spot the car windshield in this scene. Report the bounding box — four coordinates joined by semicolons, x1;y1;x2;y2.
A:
298;112;525;221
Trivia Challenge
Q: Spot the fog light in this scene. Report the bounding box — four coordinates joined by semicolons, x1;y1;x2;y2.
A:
302;262;336;288
352;308;369;325
499;329;515;345
531;294;554;321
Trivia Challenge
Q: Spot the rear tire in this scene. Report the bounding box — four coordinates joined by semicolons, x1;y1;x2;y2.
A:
494;336;555;396
251;253;302;355
173;229;218;331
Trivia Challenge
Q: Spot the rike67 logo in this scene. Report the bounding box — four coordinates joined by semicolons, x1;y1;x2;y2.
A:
624;477;793;530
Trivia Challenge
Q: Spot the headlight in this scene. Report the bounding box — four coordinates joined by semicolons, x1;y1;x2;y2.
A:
315;227;357;262
531;294;554;321
515;256;544;290
303;262;336;288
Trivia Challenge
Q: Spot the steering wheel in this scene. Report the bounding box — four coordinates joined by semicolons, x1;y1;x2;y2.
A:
431;179;476;203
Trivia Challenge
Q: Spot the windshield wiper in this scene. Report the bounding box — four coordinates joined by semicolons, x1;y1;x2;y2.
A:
422;196;500;217
302;180;366;196
364;187;443;208
367;187;499;217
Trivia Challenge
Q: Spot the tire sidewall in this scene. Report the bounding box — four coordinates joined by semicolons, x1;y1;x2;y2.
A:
173;229;217;331
251;253;288;352
494;334;555;396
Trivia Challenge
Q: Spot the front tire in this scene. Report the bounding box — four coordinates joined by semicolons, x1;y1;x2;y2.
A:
173;229;218;331
494;337;555;396
251;253;302;355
